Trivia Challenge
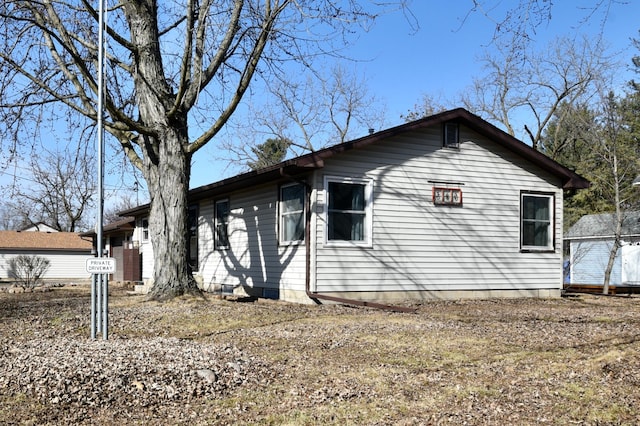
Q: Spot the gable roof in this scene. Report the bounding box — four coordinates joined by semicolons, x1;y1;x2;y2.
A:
121;108;589;216
0;231;93;251
80;217;135;238
20;222;58;232
565;212;640;240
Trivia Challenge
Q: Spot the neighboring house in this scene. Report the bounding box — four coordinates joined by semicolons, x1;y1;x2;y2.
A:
0;230;93;282
565;212;640;286
20;222;59;233
121;108;588;304
80;217;141;283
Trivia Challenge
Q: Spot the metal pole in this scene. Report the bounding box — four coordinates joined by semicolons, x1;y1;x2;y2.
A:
102;274;108;339
90;273;96;339
92;0;108;340
96;273;102;330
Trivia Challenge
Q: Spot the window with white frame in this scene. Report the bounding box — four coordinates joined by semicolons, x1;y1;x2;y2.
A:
280;183;305;243
521;192;554;251
325;176;373;246
141;218;149;242
215;199;230;249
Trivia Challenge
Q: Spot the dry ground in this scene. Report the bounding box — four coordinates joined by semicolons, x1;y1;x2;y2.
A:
1;286;639;425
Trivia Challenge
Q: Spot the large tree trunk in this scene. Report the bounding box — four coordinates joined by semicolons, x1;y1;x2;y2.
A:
142;129;200;301
121;2;201;300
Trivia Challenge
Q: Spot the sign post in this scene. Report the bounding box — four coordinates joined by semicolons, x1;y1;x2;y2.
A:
91;0;109;340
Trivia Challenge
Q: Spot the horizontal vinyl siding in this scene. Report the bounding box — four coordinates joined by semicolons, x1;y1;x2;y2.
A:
139;241;154;280
198;184;306;293
313;127;563;294
0;250;91;280
570;240;621;285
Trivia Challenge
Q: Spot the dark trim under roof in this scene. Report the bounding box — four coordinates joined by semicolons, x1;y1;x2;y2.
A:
120;108;589;217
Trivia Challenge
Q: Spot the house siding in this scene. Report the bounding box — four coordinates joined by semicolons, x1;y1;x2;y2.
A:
0;250;90;281
311;126;564;296
569;239;622;285
196;184;307;296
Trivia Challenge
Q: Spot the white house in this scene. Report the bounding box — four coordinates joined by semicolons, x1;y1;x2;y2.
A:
0;230;93;282
121;108;589;305
565;212;640;286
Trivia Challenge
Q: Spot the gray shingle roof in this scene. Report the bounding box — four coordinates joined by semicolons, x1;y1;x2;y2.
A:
565;212;640;239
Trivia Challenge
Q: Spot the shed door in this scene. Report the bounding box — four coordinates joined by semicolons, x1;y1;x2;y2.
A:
621;244;640;285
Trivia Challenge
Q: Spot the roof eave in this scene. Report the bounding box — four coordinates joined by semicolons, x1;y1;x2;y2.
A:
118;108;590;216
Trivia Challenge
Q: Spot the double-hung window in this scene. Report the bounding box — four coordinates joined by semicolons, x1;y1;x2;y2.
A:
325;176;373;247
187;205;199;270
215;199;230;250
140;218;149;242
521;192;554;251
280;183;305;244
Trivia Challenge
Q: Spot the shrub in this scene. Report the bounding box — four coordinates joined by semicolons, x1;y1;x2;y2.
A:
7;255;51;288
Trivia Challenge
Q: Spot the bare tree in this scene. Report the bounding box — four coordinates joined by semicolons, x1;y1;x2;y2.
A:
104;195;138;224
0;1;406;300
463;1;620;48
400;93;450;122
569;92;640;293
2;144;95;232
462;36;613;150
223;63;386;168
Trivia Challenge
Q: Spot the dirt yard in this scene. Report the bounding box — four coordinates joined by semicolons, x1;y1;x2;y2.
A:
1;285;639;425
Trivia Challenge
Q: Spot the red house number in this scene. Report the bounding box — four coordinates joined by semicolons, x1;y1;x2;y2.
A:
433;187;462;206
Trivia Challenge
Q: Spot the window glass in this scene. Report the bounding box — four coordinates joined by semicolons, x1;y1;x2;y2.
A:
141;218;149;241
215;200;230;249
188;205;198;270
444;122;459;148
280;184;305;243
522;194;552;249
327;181;367;242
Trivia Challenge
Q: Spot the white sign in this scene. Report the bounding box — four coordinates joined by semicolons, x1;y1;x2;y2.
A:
86;257;116;274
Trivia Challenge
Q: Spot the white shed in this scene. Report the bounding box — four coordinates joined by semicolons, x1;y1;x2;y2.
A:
565;212;640;286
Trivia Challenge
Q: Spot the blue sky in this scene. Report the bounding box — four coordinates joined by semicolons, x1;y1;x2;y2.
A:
190;0;640;188
1;1;638;214
347;1;638;119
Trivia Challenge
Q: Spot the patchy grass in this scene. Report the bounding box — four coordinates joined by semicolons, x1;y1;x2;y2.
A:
2;287;640;425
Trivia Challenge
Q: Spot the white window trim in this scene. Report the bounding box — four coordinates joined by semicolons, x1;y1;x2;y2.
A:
520;192;554;252
140;217;149;242
323;175;373;248
279;182;306;245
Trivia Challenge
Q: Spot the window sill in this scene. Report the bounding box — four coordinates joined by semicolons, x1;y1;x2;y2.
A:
279;240;304;247
324;241;373;249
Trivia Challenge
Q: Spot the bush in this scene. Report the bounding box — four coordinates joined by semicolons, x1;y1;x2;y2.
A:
7;255;51;288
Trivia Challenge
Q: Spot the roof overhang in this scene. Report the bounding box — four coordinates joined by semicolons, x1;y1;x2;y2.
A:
119;108;589;217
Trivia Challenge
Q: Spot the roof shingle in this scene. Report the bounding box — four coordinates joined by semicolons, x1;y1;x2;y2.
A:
0;231;93;251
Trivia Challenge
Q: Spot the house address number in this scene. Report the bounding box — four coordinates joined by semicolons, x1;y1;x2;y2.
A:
432;187;463;206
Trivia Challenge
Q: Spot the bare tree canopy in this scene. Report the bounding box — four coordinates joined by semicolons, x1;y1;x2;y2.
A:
0;0;407;300
462;35;614;150
222;63;386;171
1;144;95;232
464;0;622;47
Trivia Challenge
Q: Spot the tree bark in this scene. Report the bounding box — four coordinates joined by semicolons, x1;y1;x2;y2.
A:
142;129;200;301
121;1;201;300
